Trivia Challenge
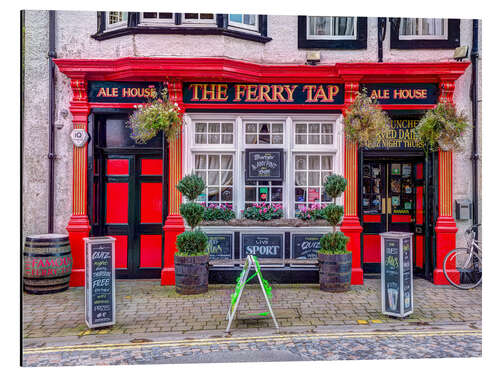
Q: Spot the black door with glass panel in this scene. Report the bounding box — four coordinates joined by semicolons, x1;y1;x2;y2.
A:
362;160;422;273
88;112;166;278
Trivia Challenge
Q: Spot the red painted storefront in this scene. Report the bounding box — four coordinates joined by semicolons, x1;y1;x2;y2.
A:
54;57;469;287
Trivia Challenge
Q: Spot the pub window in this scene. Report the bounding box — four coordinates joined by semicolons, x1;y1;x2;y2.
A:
195;122;234;145
399;18;447;40
245;122;284;145
229;14;259;32
106;11;128;30
298;16;367;49
295;122;334;145
307;16;356;40
139;12;174;25
195;154;234;206
294;154;334;212
390;18;460;49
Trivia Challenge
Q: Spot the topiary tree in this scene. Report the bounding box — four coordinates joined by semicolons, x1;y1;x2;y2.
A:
320;174;350;254
176;174;208;256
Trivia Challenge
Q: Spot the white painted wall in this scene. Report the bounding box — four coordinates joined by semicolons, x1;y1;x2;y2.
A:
23;10;480;248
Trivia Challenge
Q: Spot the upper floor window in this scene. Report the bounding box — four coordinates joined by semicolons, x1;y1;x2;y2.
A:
307;16;356;40
390;18;460;49
94;12;271;43
298;16;367;49
106;11;128;30
183;13;215;24
399;18;447;39
229;14;259;32
139;12;174;25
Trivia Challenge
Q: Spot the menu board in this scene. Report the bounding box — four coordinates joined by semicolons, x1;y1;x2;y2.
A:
292;234;322;259
402;238;413;313
383;238;401;314
207;234;233;260
85;238;115;328
245;149;283;181
241;234;284;260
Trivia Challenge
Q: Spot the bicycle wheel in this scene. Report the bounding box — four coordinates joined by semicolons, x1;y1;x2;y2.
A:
443;248;482;289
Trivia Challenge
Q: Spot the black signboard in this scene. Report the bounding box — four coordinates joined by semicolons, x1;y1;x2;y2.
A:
383;239;401;314
402;238;412;313
368;117;424;149
245;149;284;182
241;234;284;260
292;234;322;259
85;238;115;328
207;234;233;260
183;82;345;105
88;81;165;103
360;83;438;105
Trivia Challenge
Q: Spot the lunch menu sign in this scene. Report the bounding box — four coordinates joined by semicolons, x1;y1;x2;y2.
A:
84;237;116;328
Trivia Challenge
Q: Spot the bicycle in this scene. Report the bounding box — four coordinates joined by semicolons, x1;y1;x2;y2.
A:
443;224;482;289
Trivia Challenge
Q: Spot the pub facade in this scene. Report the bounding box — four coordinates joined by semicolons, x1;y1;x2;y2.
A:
22;11;481;287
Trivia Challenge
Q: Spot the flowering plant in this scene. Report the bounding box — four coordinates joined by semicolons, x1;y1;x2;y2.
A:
296;203;327;221
127;88;182;144
343;88;391;148
202;203;236;222
243;203;283;221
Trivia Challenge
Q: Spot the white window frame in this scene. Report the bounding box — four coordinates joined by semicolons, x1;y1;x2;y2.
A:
399;18;448;40
106;11;128;31
138;12;175;26
228;14;260;33
306;16;357;40
184;113;343;220
182;13;216;26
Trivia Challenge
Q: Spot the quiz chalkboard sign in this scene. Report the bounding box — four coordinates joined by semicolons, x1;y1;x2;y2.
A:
241;234;284;261
84;237;116;328
245;149;284;182
380;232;413;318
207;234;233;260
291;234;322;259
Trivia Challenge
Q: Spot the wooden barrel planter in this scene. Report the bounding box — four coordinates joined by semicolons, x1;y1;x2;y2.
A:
23;234;73;294
174;254;209;295
318;252;352;292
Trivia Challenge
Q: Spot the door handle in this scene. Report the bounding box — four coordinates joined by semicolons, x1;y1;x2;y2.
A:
382;198;386;214
387;198;392;214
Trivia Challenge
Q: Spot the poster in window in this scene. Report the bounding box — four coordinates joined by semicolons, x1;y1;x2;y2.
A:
392;196;400;207
245;149;284;182
402;164;412;177
391;164;401;175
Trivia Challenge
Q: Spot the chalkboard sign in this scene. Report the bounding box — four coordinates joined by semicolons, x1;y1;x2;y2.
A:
402;237;412;313
291;234;322;259
207;234;233;260
245;149;284;182
381;232;413;318
241;234;284;261
84;237;116;328
384;239;401;314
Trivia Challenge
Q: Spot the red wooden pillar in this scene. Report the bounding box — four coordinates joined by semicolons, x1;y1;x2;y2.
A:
161;80;185;285
340;80;364;285
433;80;459;285
66;77;91;287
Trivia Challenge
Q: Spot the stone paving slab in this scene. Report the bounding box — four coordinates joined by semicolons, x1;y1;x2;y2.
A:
22;278;481;343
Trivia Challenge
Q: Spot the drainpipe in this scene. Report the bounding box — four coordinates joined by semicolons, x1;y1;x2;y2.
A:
377;18;387;63
470;20;479;235
48;10;56;233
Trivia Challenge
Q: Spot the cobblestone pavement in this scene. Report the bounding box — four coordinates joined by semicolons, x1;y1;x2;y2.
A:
22;325;481;366
22;278;482;340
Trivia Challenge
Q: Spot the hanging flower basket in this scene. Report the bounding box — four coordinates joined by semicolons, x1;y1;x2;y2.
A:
127;88;182;144
343;89;391;148
414;102;469;153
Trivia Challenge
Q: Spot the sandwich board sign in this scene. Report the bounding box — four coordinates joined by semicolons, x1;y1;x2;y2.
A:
84;236;116;328
226;255;279;333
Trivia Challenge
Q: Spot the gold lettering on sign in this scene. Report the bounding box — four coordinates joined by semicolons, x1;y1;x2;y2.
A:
373;119;424;148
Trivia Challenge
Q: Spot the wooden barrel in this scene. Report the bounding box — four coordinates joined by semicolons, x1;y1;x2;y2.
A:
318;252;352;292
23;234;73;294
174;254;209;295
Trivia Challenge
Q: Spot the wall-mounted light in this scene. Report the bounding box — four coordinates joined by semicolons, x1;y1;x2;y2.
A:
453;45;469;61
306;51;321;65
